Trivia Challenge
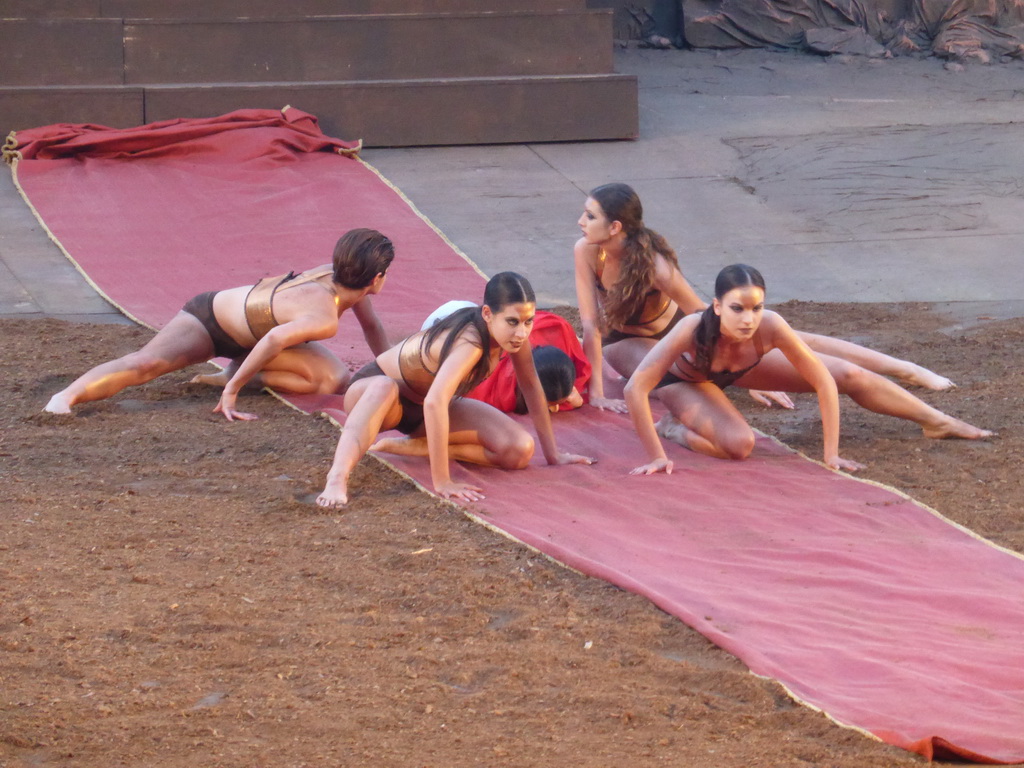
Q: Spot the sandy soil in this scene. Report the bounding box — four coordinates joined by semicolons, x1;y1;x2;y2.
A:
1;303;1020;767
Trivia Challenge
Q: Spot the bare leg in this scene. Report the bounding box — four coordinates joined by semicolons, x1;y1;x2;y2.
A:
737;351;991;440
257;342;350;395
604;337;658;379
317;376;402;508
370;434;425;457
44;313;215;414
797;331;954;391
372;399;534;470
190;342;350;395
656;381;756;460
190;360;235;388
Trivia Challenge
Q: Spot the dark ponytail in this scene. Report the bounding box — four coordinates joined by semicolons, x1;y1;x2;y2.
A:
694;264;766;375
420;271;536;396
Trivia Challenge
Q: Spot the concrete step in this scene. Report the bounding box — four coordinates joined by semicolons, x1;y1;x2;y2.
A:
0;0;587;19
1;86;143;134
2;75;638;146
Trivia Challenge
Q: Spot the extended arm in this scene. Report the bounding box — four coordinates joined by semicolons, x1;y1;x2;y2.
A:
623;319;697;475
652;256;707;315
766;313;863;471
510;345;594;466
351;296;390;357
574;239;627;412
217;302;338;420
423;339;486;500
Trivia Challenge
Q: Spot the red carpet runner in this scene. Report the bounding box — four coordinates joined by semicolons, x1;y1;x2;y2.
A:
7;110;1024;763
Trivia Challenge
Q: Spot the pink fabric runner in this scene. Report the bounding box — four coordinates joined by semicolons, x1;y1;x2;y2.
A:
9;111;1024;763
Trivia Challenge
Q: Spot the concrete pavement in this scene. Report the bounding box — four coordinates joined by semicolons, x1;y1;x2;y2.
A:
4;48;1024;324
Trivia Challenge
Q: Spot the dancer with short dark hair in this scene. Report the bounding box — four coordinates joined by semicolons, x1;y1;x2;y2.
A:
44;228;394;419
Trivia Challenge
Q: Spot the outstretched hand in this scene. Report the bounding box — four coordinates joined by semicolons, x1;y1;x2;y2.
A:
826;455;865;473
213;392;258;422
436;480;485;503
748;389;795;409
630;457;673;476
555;452;596;466
590;396;629;414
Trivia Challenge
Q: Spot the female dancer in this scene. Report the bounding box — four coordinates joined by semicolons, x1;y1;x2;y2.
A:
626;265;991;476
44;228;393;420
575;182;956;414
423;301;589;414
317;272;594;508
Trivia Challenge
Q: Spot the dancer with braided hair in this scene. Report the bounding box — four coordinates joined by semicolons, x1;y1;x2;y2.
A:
625;265;991;476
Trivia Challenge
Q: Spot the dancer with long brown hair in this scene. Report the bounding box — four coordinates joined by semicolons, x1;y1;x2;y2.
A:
318;272;594;507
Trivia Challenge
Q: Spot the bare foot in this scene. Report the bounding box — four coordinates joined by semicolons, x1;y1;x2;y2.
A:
43;392;73;415
898;364;955;391
655;413;689;445
370;436;427;457
316;479;348;508
922;416;993;440
190;371;230;387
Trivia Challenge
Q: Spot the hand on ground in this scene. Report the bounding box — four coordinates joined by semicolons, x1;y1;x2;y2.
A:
214;392;258;421
556;452;596;466
827;455;865;472
436;481;485;503
748;390;795;409
630;457;673;476
590;396;629;414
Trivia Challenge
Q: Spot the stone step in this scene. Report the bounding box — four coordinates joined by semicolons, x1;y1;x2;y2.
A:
2;75;638;146
2;19;125;86
0;0;586;19
1;12;614;86
126;12;614;84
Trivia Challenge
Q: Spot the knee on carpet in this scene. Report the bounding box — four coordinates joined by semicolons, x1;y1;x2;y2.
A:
496;430;535;470
315;363;350;395
720;428;755;460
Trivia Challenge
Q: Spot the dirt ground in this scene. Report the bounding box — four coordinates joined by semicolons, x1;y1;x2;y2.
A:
1;303;1021;768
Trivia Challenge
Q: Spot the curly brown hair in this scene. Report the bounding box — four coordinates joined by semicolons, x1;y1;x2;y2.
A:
589;183;678;330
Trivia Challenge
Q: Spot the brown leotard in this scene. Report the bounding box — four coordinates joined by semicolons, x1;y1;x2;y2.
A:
182;291;251;359
397;331;440;398
657;330;766;390
348;360;425;435
244;268;338;340
595;249;676;346
348;328;482;435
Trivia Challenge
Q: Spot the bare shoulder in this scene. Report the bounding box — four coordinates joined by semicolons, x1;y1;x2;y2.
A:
758;310;796;344
761;309;790;328
430;322;484;355
299;263;334;277
574;237;600;267
651;252;678;281
674;311;703;337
